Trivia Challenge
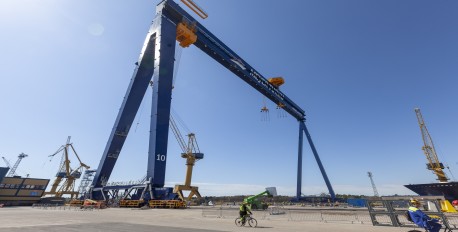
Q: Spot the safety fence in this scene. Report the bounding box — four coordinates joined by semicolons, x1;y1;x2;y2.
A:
31;204;101;211
202;206;458;228
201;207;374;224
447;216;458;230
366;198;458;231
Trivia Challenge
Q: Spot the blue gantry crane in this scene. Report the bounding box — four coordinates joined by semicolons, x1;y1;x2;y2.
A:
90;0;335;201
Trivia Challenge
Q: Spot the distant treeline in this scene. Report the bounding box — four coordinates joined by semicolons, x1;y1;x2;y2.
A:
190;194;384;205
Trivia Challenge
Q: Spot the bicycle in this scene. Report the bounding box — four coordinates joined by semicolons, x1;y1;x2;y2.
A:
235;213;257;227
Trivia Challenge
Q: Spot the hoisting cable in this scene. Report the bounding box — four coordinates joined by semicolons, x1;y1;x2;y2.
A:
435;144;456;181
260;96;269;122
172;44;183;87
134;81;154;133
133;41;182;133
170;109;201;161
171;108;191;135
446;164;456;181
134;91;148;133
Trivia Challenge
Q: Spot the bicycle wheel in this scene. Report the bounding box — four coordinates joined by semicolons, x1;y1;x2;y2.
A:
248;218;257;227
235;217;244;227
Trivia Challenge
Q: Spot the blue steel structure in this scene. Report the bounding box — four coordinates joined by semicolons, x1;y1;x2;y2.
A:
0;167;9;184
91;0;335;201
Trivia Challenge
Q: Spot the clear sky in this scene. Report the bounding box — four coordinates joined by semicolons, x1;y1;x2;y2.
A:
1;0;457;197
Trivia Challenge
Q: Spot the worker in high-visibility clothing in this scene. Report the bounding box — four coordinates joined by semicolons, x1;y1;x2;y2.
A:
408;199;442;232
239;202;252;224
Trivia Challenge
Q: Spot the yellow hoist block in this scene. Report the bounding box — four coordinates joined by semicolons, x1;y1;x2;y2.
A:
268;77;285;88
176;22;197;48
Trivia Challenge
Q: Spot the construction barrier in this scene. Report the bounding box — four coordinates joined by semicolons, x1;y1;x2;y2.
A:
201;207;372;224
31;203;101;211
367;198;457;231
202;207;457;228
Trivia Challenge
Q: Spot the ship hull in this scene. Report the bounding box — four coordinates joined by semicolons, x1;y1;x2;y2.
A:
404;182;458;201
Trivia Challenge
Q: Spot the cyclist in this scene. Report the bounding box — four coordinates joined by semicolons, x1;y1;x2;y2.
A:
239;201;252;224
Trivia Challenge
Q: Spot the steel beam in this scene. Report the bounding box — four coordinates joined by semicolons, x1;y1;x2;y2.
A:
91;7;162;196
301;121;336;200
296;121;304;200
147;11;176;187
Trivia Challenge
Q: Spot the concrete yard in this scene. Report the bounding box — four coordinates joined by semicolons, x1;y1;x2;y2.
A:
0;206;421;232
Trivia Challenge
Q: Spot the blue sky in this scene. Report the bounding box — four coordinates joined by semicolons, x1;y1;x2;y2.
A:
1;0;457;197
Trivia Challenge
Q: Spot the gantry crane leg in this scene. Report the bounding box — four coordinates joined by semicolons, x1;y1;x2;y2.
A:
297;121;336;201
296;121;304;199
91;4;177;199
146;14;176;187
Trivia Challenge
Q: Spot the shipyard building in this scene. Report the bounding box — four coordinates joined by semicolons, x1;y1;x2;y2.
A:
0;167;50;206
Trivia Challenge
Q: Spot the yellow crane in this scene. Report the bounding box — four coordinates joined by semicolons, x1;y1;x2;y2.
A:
169;115;203;201
415;108;449;183
45;136;90;198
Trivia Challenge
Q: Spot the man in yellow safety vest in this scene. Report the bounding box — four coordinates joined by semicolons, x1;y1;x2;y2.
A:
408;199;441;232
239;201;252;224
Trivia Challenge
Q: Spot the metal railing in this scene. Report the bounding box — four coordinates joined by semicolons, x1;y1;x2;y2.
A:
201;205;458;228
32;203;101;211
201;206;373;224
367;198;458;231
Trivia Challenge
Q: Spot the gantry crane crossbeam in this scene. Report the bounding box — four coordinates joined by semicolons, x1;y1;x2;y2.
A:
161;2;305;121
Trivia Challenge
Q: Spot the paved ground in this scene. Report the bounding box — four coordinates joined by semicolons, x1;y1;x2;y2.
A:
0;207;418;232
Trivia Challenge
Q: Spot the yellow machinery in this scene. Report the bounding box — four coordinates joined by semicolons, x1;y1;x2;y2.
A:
169;115;203;201
176;0;207;48
119;199;145;208
415;108;449;183
81;199;106;209
441;200;457;213
176;21;197;48
45;136;90;199
267;77;287;116
268;77;284;88
149;200;186;209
